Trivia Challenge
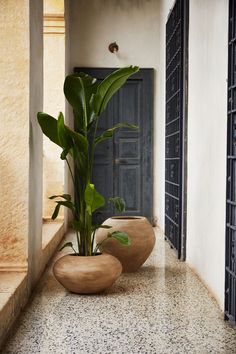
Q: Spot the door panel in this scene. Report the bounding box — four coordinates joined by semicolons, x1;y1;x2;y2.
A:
165;0;188;259
74;68;154;223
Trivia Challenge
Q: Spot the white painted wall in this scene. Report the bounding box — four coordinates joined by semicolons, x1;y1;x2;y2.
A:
68;0;174;228
187;0;228;309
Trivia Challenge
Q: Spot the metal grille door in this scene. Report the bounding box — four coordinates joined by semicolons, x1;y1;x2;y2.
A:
165;0;188;259
225;0;236;325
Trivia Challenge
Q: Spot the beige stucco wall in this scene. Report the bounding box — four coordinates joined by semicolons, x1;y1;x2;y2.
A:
0;0;44;284
43;0;65;219
0;0;30;269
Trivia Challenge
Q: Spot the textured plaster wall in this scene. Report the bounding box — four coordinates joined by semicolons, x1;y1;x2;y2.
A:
0;0;30;269
186;0;228;309
0;0;44;284
43;0;65;219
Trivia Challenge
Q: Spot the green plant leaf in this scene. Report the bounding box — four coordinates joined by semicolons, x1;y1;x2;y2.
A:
51;200;75;220
92;66;139;116
95;122;138;145
85;183;105;215
92;224;112;231
49;194;71;201
52;203;61;220
65;127;88;152
37;112;87;157
109;197;126;214
73;220;81;231
59;242;76;253
109;231;131;245
57;112;73;161
64;73;98;130
37;112;60;147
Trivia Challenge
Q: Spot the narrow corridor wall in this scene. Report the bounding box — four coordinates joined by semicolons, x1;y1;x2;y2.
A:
187;0;228;309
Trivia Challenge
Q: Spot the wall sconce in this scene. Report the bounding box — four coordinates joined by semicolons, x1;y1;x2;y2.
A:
108;42;119;53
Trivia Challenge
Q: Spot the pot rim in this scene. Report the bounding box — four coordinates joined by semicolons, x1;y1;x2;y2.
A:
110;216;144;220
57;253;120;260
65;252;102;257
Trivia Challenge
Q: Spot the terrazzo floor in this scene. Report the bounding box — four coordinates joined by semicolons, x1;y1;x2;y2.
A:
2;228;236;354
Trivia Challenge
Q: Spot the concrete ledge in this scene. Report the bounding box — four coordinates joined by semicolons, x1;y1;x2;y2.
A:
0;272;27;348
42;221;65;267
0;221;65;349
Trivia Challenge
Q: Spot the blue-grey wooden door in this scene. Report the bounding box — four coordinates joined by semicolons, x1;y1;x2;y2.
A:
74;68;154;223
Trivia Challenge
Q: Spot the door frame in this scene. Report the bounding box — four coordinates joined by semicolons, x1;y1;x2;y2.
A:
73;67;154;223
165;0;189;260
225;0;236;326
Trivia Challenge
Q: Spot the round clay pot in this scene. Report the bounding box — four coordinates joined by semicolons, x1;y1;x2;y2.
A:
96;216;155;272
53;253;122;294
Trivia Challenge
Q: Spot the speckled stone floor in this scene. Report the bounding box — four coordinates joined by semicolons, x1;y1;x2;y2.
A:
1;228;236;354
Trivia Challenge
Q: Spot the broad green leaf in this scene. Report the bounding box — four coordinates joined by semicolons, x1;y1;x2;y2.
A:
92;66;139;116
95;122;138;145
60;146;71;160
65;126;88;152
59;242;76;253
109;197;126;213
56;200;75;211
37;112;88;155
64;73;98;130
37;112;60;147
85;183;105;215
109;231;131;246
52;200;75;220
57;112;71;157
49;194;71;201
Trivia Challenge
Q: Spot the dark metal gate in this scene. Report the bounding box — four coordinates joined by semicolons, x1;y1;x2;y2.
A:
225;0;236;326
165;0;188;259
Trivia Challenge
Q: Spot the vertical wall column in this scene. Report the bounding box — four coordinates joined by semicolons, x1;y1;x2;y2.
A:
28;0;44;288
0;0;43;287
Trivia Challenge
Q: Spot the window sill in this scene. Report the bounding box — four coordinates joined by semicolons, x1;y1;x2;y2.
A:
42;220;65;267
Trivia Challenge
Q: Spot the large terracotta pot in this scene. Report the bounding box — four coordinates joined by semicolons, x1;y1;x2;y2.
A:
96;216;155;272
53;253;122;294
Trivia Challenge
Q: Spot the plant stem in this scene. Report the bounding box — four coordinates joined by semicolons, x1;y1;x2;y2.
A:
76;230;80;255
71;244;77;255
94;237;108;254
65;157;76;187
89;118;99;179
91;229;96;254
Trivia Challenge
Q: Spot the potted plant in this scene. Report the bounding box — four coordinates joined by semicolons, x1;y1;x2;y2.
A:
37;66;139;293
96;199;156;273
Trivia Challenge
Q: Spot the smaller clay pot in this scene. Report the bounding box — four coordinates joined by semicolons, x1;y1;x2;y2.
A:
96;216;155;272
53;253;122;294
